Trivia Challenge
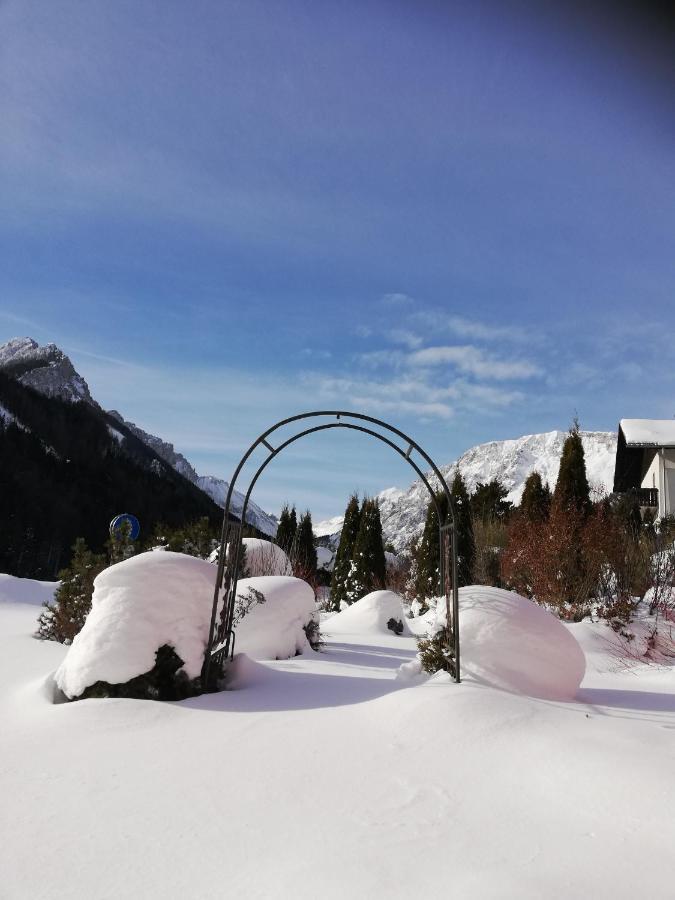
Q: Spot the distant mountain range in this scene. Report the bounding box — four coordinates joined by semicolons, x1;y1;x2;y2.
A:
316;430;618;554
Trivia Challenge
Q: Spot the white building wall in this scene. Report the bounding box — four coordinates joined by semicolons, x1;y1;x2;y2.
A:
641;449;675;517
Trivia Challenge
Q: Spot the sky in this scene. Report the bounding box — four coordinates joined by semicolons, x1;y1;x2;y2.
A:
1;0;674;521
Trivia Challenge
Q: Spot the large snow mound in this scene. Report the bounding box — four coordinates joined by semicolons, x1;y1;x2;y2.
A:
241;538;292;577
436;586;585;701
234;576;317;660
0;573;58;606
326;590;410;636
55;552;216;699
54;553;318;698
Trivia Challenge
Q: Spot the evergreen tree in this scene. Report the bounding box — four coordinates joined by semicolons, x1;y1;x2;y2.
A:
520;472;552;522
275;504;297;555
470;479;512;523
413;491;449;602
451;470;475;587
330;494;361;610
106;519;137;564
554;422;590;514
36;538;106;643
343;498;386;602
294;510;317;579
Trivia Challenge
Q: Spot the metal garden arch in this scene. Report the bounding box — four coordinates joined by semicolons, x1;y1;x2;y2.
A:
201;411;460;687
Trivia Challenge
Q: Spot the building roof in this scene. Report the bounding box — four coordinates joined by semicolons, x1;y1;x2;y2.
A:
620;419;675;448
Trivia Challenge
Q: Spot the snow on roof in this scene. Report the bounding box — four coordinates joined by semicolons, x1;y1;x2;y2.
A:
620;419;675;447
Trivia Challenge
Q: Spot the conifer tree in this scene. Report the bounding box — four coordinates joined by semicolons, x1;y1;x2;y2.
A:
294;510;317;579
275;504;297;555
343;498;387;602
330;494;361;610
451;470;475;587
470;479;512;523
520;472;552;522
413;491;449;601
36;538;106;643
554;422;590;514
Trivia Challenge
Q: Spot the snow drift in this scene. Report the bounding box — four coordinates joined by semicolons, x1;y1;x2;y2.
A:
234;576;317;660
55;552;317;699
326;590;410;636
430;586;585;700
0;573;58;607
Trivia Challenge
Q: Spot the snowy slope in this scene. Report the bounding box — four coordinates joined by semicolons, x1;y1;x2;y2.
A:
108;412;278;535
316;430;617;553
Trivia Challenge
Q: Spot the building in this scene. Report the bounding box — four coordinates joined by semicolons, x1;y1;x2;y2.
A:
613;419;675;518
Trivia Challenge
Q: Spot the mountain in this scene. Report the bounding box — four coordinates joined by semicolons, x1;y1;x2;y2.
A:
108;412;277;536
0;371;223;578
0;338;277;536
0;337;96;405
315;430;618;554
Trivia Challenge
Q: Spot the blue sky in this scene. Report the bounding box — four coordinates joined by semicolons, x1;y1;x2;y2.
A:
1;1;674;520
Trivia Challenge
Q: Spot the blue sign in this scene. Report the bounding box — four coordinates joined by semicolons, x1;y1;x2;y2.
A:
109;513;141;541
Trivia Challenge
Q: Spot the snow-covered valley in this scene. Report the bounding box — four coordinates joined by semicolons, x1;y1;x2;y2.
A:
2;574;674;899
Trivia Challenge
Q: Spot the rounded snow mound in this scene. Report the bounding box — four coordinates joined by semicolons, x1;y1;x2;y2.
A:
241;538;292;577
55;552;318;699
326;590;410;636
234;576;317;660
445;586;585;701
55;551;216;699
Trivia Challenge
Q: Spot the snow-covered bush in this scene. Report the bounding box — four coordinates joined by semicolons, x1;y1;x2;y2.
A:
240;538;292;577
416;586;585;700
55;552;320;701
325;590;410;636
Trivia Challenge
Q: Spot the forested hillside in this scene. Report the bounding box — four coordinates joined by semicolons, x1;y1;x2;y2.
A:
0;373;222;578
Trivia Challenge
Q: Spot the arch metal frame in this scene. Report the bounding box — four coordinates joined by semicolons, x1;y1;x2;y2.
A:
201;411;460;686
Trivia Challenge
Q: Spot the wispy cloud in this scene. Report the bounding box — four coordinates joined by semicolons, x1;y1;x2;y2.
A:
408;345;541;380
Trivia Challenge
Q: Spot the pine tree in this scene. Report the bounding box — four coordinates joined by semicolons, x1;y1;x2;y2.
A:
36;538;106;643
554;422;590;514
107;519;136;565
343;498;387;603
451;470;475;587
520;472;552;522
276;504;297;556
294;510;317;579
330;494;361;610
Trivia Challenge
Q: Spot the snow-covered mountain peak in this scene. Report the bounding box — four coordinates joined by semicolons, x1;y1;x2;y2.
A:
0;336;95;406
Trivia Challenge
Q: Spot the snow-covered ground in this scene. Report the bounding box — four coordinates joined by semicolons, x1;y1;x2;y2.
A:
1;579;675;898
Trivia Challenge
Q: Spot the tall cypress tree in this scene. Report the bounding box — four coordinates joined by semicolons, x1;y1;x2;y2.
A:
330;494;361;610
343;498;386;602
414;491;449;601
554;423;590;514
294;510;317;578
451;470;474;587
520;472;552;522
276;504;297;556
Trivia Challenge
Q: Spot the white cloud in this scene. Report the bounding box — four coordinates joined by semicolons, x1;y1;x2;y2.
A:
408;345;541;380
387;328;423;349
